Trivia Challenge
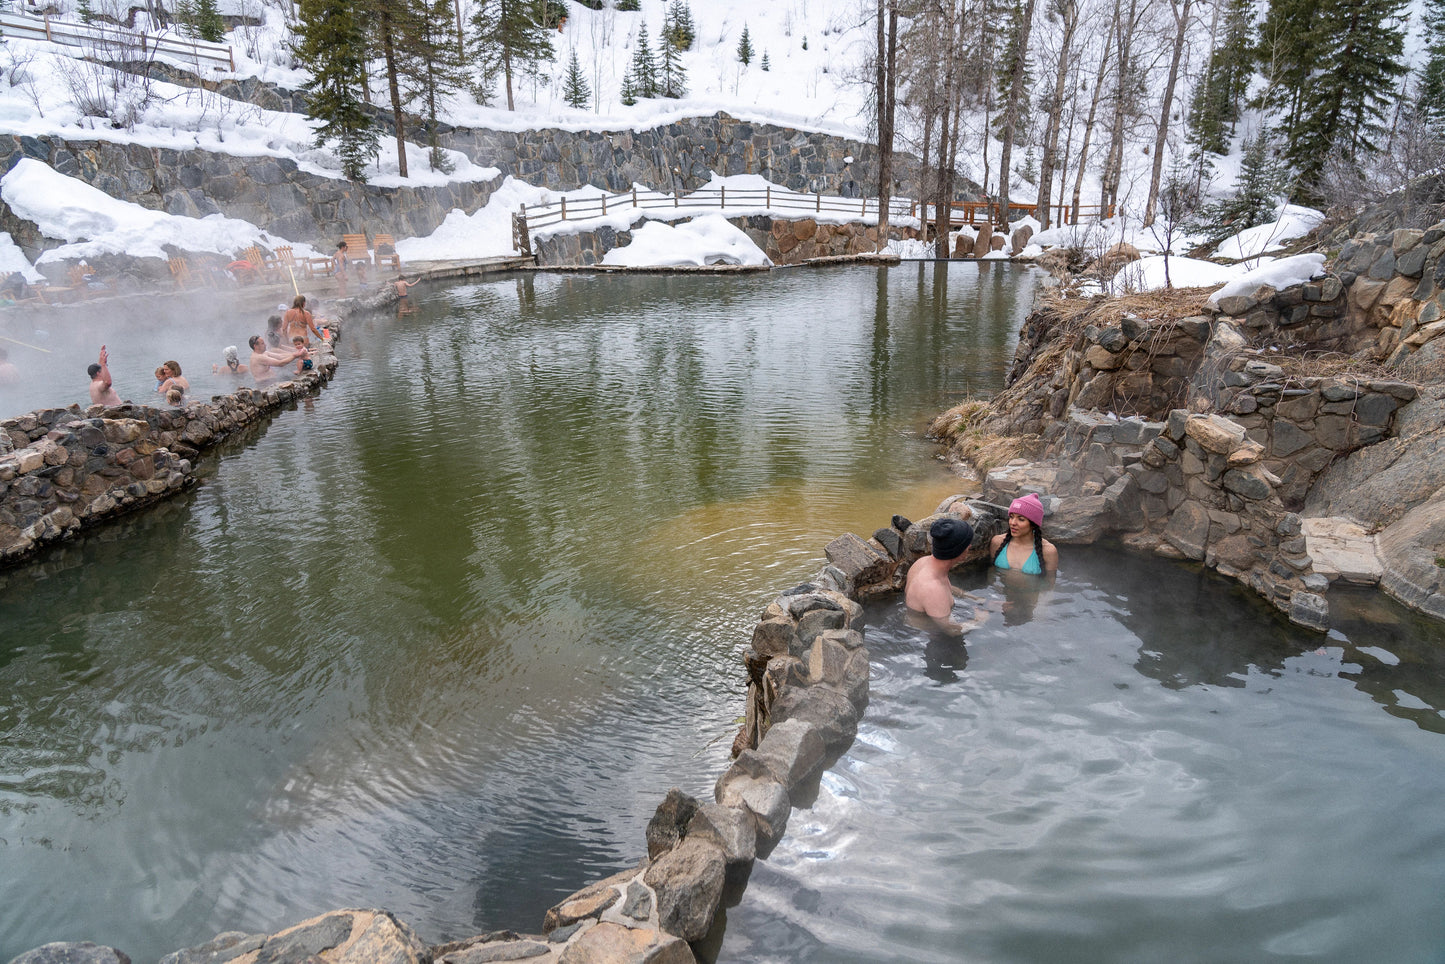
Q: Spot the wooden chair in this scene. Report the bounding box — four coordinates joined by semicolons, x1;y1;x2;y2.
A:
241;245;283;282
340;233;371;268
68;263;107;297
169;256;193;288
371;233;401;271
272;245;309;281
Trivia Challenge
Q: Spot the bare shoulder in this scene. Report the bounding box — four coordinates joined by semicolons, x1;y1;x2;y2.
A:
1042;539;1060;569
989;533;1004;552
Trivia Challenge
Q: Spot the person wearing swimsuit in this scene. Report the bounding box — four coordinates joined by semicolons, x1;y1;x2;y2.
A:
990;493;1059;575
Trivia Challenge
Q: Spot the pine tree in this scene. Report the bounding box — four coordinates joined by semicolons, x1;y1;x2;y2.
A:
563;48;591;108
1188;0;1254;156
1283;0;1408;197
737;24;753;65
620;66;639;106
294;0;378;181
761;50;770;71
658;23;687;97
663;0;694;49
1190;129;1288;244
196;0;225;42
470;0;556;112
1419;0;1445;134
398;0;468;171
176;0;198;37
77;0;93;24
617;0;640;10
628;21;658;97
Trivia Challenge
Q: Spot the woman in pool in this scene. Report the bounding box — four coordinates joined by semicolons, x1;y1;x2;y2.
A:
990;493;1058;575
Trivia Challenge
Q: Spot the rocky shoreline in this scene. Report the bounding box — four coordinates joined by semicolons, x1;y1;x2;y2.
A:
931;221;1445;626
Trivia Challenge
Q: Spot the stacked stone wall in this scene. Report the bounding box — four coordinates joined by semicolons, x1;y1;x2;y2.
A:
0;349;337;566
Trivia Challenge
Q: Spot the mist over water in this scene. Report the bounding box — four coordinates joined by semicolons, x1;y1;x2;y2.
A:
0;264;1035;961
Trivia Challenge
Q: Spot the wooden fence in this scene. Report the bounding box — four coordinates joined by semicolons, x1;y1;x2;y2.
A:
517;184;1114;241
0;11;235;71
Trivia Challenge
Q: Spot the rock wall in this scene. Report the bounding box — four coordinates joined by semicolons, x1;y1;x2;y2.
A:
0;347;337;566
534;214;924;267
0;134;502;261
946;217;1445;627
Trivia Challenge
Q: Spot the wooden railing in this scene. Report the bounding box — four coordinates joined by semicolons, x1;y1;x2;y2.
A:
517;184;1115;241
0;11;235;70
519;185;917;234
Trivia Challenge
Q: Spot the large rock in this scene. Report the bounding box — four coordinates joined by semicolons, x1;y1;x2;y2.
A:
643;838;726;942
1377;499;1445;618
646;789;700;860
1302;517;1382;584
685;802;757;866
556;923;695;964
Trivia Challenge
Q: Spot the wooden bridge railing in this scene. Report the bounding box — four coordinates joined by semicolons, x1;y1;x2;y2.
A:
0;11;235;70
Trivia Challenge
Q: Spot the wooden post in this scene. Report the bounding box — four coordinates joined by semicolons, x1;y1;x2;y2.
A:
632;187;638;208
560;197;567;221
815;193;821;213
720;185;726;208
601;194;607;214
766;186;771;209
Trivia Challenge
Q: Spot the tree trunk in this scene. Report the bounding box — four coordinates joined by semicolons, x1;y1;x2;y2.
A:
1143;0;1192;226
1036;0;1078;229
1072;22;1113;220
378;0;408;178
876;0;898;251
997;0;1038;229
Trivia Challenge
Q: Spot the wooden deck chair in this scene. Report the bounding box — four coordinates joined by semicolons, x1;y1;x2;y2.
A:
371;233;401;271
169;256;194;288
272;245;309;281
67;264;105;298
241;245;282;282
340;233;371;267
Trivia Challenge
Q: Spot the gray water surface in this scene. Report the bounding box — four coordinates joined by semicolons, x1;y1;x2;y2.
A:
0;264;1037;961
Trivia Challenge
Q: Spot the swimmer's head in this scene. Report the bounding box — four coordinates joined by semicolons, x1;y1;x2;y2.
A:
249;335;264;350
929;518;974;560
223;346;239;369
1008;493;1045;530
87;363;102;378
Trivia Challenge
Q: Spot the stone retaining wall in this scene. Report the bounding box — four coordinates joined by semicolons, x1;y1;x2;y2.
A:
0;346;337;566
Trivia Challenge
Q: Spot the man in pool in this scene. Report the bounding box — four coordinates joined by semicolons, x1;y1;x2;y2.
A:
88;345;121;406
248;335;308;383
905;516;981;636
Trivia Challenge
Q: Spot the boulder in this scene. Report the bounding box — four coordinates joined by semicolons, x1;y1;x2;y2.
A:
8;944;132;964
556;923;695;964
643;838;726;942
1303;517;1381;584
685;802;757;866
646;789;699;860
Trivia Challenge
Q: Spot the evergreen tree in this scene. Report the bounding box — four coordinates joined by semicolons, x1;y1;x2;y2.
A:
737;24;753;65
761;50;770;71
196;0;225;42
617;0;640;10
77;0;93;24
620;65;639;105
1284;0;1408;196
658;22;687;97
628;21;658;97
176;0;199;37
294;0;378;181
470;0;556;111
1190;129;1288;244
1419;0;1445;134
663;0;694;49
1254;0;1319;130
398;0;468;171
563;48;591;108
1188;0;1254;156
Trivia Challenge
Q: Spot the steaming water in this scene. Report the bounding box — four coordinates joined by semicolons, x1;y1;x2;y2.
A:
0;264;1032;961
716;555;1445;964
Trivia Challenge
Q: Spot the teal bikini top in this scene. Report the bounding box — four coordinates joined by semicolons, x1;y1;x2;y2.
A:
994;542;1044;575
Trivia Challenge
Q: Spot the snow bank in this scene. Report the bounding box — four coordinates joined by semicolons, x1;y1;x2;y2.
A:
1113;255;1251;293
602;215;771;267
0;158;319;263
1214;206;1325;261
1207;254;1328;305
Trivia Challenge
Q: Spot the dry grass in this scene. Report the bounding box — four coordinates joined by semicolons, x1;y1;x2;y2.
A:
1041;286;1217;329
928;399;1045;474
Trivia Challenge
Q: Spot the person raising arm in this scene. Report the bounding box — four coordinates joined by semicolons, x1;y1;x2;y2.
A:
88;345;121;406
248;335;308;383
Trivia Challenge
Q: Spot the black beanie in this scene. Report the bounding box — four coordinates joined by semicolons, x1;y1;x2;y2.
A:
930;518;974;560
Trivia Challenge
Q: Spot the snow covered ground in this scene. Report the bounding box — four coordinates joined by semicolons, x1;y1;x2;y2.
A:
0;0;1326;282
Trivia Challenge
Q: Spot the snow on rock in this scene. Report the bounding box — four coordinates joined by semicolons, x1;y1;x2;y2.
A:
1207;254;1328;305
1214;206;1325;261
0;233;44;282
1114;255;1251;293
0;158;318;263
602;215;771;268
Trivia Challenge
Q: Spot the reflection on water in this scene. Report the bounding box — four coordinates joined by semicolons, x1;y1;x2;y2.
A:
718;547;1445;964
0;264;1039;961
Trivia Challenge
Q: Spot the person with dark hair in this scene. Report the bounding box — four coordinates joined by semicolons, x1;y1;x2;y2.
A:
905;514;980;636
88;345;121;406
248;334;308;383
990;493;1059;575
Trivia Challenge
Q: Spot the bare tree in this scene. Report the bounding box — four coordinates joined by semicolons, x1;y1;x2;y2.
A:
1142;0;1196;225
1035;0;1080;228
996;0;1038;227
875;0;899;250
